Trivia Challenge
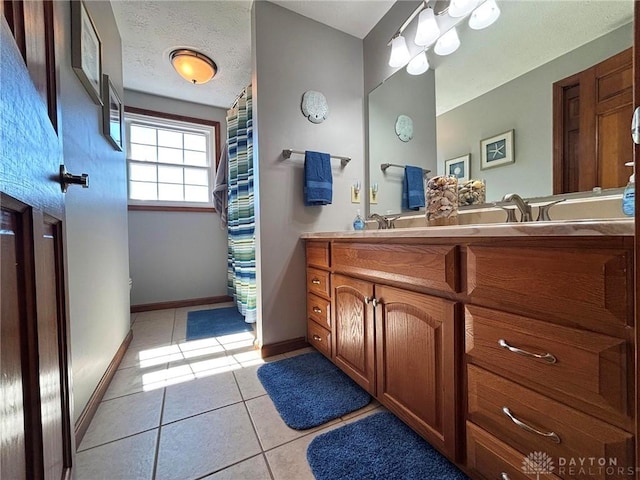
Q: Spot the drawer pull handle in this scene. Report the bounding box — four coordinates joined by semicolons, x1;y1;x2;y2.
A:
313;307;322;314
498;339;557;364
500;474;510;480
312;335;322;342
502;407;561;444
311;278;321;285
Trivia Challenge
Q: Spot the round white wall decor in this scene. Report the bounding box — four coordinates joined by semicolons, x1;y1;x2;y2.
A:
395;114;413;142
301;91;329;124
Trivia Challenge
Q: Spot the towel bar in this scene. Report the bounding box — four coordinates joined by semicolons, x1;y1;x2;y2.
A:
282;149;351;167
381;163;430;176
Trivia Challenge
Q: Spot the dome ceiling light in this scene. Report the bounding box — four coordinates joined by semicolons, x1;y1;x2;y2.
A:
170;49;218;85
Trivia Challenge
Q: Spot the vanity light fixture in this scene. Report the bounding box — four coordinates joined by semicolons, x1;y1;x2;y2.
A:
170;49;217;84
434;27;460;56
388;0;500;73
414;7;440;46
388;34;412;68
406;51;430;75
468;0;500;29
448;0;478;18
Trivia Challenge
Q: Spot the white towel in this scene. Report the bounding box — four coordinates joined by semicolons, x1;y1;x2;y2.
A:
213;141;229;227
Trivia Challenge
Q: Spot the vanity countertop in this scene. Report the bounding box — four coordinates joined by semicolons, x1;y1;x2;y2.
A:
301;218;634;240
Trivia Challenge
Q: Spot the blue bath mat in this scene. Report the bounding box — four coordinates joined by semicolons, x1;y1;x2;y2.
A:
257;352;371;430
307;412;469;480
186;307;253;340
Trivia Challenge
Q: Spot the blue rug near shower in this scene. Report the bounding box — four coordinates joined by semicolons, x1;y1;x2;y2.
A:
186;307;253;340
257;352;371;430
307;411;469;480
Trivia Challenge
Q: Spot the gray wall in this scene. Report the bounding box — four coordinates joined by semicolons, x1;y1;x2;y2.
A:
124;90;229;306
369;68;436;215
252;1;365;345
436;23;633;202
55;1;130;422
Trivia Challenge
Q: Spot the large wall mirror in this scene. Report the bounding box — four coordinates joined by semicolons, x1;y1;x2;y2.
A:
367;1;634;216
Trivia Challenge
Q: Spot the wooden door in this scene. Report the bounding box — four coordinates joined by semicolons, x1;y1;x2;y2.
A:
1;9;72;480
332;274;375;394
374;284;460;460
553;48;633;193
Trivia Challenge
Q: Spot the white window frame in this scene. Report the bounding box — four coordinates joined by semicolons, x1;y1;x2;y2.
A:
125;110;218;209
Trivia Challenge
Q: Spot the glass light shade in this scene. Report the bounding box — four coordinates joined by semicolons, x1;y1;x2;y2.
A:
434;28;460;56
406;51;430;75
388;35;411;68
170;49;217;84
414;8;440;46
448;0;478;18
468;0;501;29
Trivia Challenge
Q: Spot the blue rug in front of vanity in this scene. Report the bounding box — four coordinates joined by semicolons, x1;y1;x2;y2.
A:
307;411;469;480
186;307;253;340
257;352;371;429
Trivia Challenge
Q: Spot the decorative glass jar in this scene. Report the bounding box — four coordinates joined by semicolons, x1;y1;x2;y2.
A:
458;179;486;206
426;175;458;225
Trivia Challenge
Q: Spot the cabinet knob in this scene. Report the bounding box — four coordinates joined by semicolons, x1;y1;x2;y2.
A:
312;334;322;342
371;298;378;307
498;339;557;364
502;407;561;444
311;278;321;285
313;307;322;314
500;474;510;480
364;297;371;304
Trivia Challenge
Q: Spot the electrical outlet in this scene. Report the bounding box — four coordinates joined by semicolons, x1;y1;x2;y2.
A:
351;186;361;203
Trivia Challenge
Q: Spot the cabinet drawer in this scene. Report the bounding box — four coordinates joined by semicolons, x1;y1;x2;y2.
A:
466;305;632;429
466;245;631;337
307;293;331;329
307;268;330;298
467;422;560;480
467;365;634;480
308;319;331;358
306;241;330;269
332;242;459;293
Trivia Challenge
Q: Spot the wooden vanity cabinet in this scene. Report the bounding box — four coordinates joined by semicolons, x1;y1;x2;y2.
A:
305;241;332;358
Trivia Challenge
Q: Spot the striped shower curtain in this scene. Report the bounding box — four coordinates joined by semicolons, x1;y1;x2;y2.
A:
226;86;256;323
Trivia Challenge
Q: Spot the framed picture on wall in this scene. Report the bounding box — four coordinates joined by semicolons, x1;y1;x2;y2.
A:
481;130;514;170
444;154;470;181
102;74;123;150
71;0;103;105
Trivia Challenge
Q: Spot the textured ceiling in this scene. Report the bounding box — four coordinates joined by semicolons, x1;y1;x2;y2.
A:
112;0;394;109
433;0;634;114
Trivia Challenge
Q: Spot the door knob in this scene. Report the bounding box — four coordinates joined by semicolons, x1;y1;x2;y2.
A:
60;165;89;193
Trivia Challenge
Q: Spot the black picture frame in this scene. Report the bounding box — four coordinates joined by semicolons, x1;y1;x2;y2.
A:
102;74;123;151
71;0;103;105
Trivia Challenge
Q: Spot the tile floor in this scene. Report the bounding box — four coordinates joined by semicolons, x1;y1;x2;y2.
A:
75;303;383;480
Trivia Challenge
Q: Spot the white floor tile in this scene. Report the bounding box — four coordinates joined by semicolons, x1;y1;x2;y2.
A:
265;422;345;480
155;403;261;480
78;389;164;451
202;454;271;480
245;394;339;451
233;364;267;401
74;430;157;480
103;366;146;400
162;371;242;424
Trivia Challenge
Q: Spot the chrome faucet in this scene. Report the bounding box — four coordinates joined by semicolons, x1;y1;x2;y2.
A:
502;193;532;222
368;213;398;229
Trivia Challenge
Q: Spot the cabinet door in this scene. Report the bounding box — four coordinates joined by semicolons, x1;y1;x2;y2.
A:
332;274;375;394
375;284;459;459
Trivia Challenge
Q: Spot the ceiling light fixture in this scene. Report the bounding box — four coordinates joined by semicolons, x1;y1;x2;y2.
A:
170;49;217;85
387;0;500;75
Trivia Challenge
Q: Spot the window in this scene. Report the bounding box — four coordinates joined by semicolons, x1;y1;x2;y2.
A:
124;108;220;209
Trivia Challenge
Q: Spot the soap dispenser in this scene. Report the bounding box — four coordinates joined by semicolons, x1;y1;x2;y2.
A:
622;161;635;216
353;209;366;230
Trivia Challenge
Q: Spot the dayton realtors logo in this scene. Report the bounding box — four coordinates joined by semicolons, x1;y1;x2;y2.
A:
521;452;555;479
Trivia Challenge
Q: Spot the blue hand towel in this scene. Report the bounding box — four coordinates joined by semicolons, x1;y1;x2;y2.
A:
304;151;332;206
402;165;425;210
